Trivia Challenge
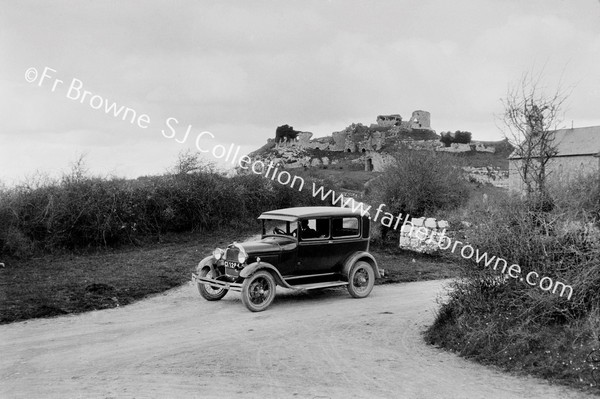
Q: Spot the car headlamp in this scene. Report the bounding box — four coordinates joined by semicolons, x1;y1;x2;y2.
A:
213;248;224;260
238;251;248;264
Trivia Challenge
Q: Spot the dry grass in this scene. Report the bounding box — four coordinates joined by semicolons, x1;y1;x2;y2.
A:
0;229;245;323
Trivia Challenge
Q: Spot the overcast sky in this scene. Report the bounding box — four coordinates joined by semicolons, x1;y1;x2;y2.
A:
1;0;599;185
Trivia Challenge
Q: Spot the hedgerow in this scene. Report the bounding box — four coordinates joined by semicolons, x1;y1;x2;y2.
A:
0;157;325;257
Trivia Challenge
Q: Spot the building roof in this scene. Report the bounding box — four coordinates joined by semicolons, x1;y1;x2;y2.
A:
509;125;600;160
258;206;366;221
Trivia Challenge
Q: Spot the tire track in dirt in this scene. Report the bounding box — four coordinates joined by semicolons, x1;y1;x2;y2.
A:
0;280;595;398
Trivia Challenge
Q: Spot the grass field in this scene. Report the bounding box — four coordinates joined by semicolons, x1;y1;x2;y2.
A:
0;229;460;324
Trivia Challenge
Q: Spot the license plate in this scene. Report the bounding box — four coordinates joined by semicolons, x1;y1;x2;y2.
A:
224;260;241;268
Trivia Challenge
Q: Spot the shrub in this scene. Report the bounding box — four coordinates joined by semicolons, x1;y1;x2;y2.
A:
3;226;34;258
454;131;472;144
550;171;600;221
275;124;299;143
426;176;600;388
365;148;469;241
440;130;472;147
367;149;469;219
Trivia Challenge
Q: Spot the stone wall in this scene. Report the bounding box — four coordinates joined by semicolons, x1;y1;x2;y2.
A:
364;152;395;172
508;155;599;193
400;139;444;150
434;142;496;153
252;142;337;169
275;131;335;151
297;131;313;147
475;143;495;153
437;143;472;153
399;217;449;254
331;131;347;151
376;114;402;127
464;166;509;188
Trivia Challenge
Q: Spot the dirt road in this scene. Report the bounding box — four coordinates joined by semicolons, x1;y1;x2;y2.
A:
0;280;594;398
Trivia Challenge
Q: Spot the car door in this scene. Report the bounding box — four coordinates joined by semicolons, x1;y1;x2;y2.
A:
296;218;335;274
328;216;365;266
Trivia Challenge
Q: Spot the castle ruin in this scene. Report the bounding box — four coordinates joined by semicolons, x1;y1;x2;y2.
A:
255;110;497;174
273;110;433;153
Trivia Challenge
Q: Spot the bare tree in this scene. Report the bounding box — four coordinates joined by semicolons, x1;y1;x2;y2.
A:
501;72;570;201
171;149;215;175
63;153;89;184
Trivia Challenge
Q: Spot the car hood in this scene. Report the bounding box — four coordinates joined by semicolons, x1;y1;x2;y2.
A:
238;238;295;255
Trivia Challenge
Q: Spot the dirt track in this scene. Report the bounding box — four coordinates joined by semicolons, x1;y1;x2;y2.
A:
0;280;594;399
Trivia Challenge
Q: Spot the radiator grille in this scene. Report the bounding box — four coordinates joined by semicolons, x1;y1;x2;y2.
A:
225;247;240;262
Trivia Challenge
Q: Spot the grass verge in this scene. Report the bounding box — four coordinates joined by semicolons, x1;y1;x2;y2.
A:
0;229;248;324
373;243;460;284
424;287;600;393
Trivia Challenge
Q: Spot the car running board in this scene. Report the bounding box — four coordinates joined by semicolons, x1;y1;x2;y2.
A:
286;281;349;290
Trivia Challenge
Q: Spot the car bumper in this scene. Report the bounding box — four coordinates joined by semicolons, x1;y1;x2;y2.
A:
192;273;243;292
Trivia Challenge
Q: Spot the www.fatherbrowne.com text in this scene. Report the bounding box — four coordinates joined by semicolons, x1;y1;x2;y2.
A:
26;65;573;301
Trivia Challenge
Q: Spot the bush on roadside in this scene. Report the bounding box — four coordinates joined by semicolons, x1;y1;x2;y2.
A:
425;173;600;390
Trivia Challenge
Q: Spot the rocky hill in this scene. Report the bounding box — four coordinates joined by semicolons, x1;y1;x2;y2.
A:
247;111;512;190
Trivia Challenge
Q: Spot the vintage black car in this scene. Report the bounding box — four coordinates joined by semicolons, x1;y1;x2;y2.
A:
191;206;383;312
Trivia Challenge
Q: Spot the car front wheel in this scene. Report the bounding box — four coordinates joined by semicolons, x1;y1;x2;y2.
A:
197;267;228;301
347;261;375;298
241;270;276;312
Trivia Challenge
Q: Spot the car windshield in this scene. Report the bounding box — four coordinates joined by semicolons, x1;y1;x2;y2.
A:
262;219;296;237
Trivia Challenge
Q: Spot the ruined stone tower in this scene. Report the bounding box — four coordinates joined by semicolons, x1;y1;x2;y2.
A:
410;110;431;129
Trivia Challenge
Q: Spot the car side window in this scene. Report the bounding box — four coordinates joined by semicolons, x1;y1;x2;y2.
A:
300;218;329;240
332;217;360;238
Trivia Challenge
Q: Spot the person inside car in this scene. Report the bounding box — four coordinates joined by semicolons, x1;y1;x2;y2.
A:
300;219;319;239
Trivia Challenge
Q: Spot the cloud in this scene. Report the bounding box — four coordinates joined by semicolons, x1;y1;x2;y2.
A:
1;0;600;183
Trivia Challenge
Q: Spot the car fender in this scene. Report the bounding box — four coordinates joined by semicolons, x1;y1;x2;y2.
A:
342;251;381;278
196;255;218;276
239;261;292;289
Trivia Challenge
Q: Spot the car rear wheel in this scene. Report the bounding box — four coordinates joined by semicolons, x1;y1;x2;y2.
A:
197;267;228;301
241;270;276;312
347;261;375;298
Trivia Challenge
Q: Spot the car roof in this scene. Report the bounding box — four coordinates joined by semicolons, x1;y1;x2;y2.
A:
258;206;368;222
